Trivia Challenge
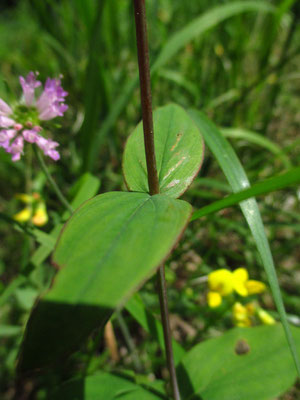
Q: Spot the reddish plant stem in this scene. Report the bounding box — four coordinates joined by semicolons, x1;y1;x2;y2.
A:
133;1;181;399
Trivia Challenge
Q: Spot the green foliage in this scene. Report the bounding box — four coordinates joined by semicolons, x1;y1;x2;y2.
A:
123;104;204;198
178;325;300;400
52;371;166;400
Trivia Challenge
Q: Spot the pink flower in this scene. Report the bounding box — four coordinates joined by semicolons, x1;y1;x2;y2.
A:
0;72;68;162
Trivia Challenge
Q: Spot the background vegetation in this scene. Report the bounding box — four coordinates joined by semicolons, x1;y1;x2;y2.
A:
0;0;299;398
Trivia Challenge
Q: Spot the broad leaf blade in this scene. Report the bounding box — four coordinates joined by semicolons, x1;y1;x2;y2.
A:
18;192;191;372
188;109;300;375
52;372;166;400
123;104;204;198
178;325;300;400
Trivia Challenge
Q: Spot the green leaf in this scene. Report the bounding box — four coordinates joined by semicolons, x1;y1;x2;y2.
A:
188;109;300;375
0;325;22;338
91;1;274;170
177;325;300;400
192;167;300;220
125;294;185;365
31;172;100;267
18;192;191;373
123;104;204;198
51;372;166;400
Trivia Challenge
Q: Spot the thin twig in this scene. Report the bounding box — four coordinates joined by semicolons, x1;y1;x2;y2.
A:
34;147;74;214
133;1;181;398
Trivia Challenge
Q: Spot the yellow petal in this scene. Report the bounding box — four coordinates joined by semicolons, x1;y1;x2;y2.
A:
232;302;252;326
233;268;249;296
257;309;275;325
207;291;222;308
245;302;256;316
208;269;233;296
13;207;32;223
245;280;266;295
32;206;48;226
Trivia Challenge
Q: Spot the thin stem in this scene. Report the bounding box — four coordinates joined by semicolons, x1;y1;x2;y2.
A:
34;147;74;215
133;0;159;195
157;265;181;400
133;1;181;399
116;311;143;372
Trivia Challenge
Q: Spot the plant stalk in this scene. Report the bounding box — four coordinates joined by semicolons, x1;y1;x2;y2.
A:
133;1;181;399
133;0;159;196
34;147;74;215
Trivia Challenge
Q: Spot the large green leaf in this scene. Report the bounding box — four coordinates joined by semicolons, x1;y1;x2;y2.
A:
177;325;300;400
188;109;300;375
91;2;274;170
18;192;191;373
123;104;204;198
51;372;166;400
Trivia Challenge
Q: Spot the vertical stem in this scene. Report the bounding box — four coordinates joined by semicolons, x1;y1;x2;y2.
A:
157;265;181;400
133;0;159;195
34;147;74;215
133;1;181;399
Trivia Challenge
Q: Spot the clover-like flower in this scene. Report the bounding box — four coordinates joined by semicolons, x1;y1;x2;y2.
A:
207;268;266;308
232;302;275;327
0;72;68;162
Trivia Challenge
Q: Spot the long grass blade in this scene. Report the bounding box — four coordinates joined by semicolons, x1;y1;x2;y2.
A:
192;166;300;220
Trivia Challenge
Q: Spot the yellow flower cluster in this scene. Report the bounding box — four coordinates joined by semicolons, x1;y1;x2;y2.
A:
13;193;48;227
233;302;276;327
207;268;266;308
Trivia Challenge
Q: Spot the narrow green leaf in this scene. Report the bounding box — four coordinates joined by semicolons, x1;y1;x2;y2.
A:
91;2;274;169
52;372;166;400
192;167;300;220
123;104;204;198
221;127;291;168
18;192;191;373
125;294;185;365
178;325;300;400
188;109;300;375
0;325;22;338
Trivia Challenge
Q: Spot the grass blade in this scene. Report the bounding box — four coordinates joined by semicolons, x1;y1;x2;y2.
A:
221;127;292;168
188;109;300;375
192;166;300;220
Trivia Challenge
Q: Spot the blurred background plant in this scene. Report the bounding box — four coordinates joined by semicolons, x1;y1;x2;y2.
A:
0;0;299;399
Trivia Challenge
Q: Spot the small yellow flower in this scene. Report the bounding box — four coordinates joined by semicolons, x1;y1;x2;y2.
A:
13;192;48;227
13;207;32;223
257;308;276;325
32;204;48;226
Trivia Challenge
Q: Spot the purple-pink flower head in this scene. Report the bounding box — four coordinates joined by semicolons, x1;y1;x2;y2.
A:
0;72;68;162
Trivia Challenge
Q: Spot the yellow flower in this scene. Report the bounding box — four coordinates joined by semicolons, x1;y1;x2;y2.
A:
207;268;267;308
32;204;48;226
257;308;276;325
13;207;32;223
13;193;48;227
